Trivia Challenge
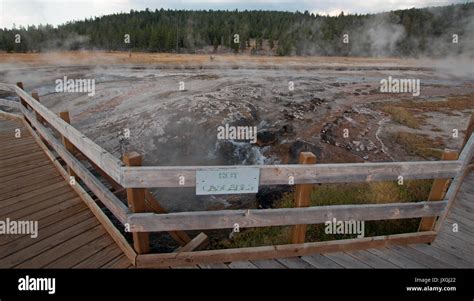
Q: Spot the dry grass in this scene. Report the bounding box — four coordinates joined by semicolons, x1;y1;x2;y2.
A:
217;179;433;248
381;106;421;128
0;51;426;68
391;131;444;159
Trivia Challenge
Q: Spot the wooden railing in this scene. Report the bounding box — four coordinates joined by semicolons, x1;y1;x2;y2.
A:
1;82;473;267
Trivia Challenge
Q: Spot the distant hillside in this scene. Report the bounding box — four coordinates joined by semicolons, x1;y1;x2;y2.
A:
1;3;473;57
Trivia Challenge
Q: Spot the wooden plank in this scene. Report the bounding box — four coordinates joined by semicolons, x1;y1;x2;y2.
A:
367;248;427;268
300;254;343;268
346;250;399;268
22;109;130;223
16;86;123;182
409;244;474;268
2;188;76;221
45;235;115;268
0;202;87;247
276;257;315;269
16;224;106;268
0;217;98;267
323;252;371;268
101;255;132;268
123;152;150;255
127;201;448;232
1;188;76;217
1;152;48;169
0;208;92;259
0;82;16;92
74;243;124;268
291;152;316;244
198;262;230;269
135;232;436;268
0;157;53;177
0;181;66;207
0;171;62;196
250;259;286;269
0;110;21;120
227;261;258;269
22;120;137;266
419;150;458;231
389;245;454;268
0;162;53;183
176;232;209;253
0;98;20;109
433;237;474;262
445;217;474;237
121;160;462;188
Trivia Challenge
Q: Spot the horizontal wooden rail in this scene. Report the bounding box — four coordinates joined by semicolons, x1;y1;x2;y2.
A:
0;83;16;92
121;160;462;188
16;86;123;183
136;231;437;268
127;200;448;232
0;98;20;110
22;106;130;223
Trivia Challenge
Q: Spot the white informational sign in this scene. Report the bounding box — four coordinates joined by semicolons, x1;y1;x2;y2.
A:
196;167;260;195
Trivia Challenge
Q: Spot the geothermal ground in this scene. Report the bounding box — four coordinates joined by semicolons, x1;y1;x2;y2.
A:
1;52;473;214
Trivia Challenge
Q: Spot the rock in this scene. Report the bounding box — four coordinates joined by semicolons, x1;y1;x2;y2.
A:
279;123;294;135
257;130;278;146
256;186;292;209
288;140;322;163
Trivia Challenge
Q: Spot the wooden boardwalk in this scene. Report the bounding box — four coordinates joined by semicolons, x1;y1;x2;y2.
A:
1;113;473;269
0;117;132;268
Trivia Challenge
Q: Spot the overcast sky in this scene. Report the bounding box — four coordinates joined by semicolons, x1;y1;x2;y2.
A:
0;0;467;29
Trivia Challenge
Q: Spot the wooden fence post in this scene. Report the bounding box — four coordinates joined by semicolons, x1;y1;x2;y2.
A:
418;149;459;232
31;92;44;124
58;111;78;179
123;152;150;254
290;152;317;244
16;82;27;108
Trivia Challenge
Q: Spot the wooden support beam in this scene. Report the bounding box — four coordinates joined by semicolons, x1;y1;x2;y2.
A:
176;232;209;253
418;150;459;232
144;189;191;246
291;152;316;244
123;152;150;254
136;231;437;268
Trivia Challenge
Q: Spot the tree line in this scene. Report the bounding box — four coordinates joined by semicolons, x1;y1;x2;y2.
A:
0;3;472;57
